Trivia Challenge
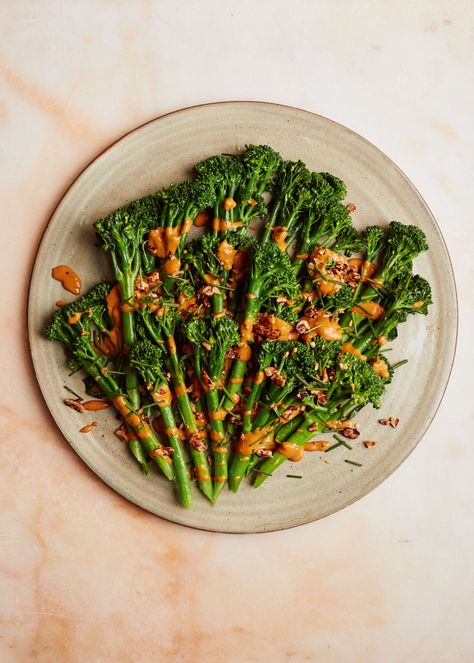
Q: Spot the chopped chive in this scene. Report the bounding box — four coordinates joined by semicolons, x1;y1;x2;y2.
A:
351;312;358;335
333;434;353;450
141;403;160;412
392;359;409;369
64;385;83;400
379;347;393;353
345;459;362;467
286;474;302;479
219;384;234;403
325;441;343;452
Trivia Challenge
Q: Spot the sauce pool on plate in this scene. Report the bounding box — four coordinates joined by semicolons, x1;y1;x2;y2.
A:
51;265;82;295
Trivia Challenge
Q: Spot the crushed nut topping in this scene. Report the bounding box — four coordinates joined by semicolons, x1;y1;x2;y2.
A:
296;389;310;400
255;448;273;458
252;323;280;340
378;417;400;428
264;367;279;381
364;440;377;447
194;411;207;425
345;266;361;289
341;427;360;439
189;433;208;451
114;423;128;443
201;370;214;391
200;285;220;297
316;391;328;405
295;319;310;334
279;405;302;422
150;446;174;458
64;398;84;412
134;271;161;303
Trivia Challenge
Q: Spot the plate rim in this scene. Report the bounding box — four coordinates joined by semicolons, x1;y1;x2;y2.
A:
27;100;459;534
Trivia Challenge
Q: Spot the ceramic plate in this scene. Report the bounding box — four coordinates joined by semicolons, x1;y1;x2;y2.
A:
28;102;457;533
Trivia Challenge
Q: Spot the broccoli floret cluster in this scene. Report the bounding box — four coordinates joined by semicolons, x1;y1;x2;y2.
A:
44;144;432;504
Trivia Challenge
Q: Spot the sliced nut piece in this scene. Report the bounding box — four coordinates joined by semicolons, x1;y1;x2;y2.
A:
189;433;208;452
255;448;273;458
114;424;128;443
341;427;360;439
64;398;84;412
378;417;400;428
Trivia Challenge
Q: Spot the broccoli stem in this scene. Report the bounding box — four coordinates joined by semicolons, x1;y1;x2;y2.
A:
204;387;228;501
150;394;192;508
221;289;262;411
81;359;174;480
229;387;301;492
211;281;227;319
261;198;283;243
275;413;306;441
119;272;136;347
127;437;149;474
165;339;213;502
124;364;149;472
253;400;357;487
141;244;156;277
253;409;324;487
119;269;151;467
228;375;265;492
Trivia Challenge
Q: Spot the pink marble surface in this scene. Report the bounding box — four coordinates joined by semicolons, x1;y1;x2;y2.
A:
1;2;473;661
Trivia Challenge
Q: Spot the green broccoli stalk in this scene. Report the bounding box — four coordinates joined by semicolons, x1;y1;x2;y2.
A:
94;203;155;437
234;144;282;222
220;241;300;414
318;284;355;314
124;196;161;274
254;350;386;486
195;151;272;242
207;144;281;236
129;340;192;508
229;341;318;492
194;155;244;234
330;225;364;256
355;273;432;355
148;180;215;288
335;225;386;332
94;207;151;348
46;284;149;471
262;160;311;244
291;171;348;267
343;222;428;341
183;231;252;319
184;315;240;501
43;286;174;480
139;304;213;502
311;202;353;250
353;221;428;308
362;225;386;265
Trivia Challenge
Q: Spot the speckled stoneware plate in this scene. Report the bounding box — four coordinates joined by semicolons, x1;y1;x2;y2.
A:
28;102;457;533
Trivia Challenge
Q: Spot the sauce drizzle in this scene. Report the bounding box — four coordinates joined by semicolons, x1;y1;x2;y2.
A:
52;265;82;295
79;421;98;433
